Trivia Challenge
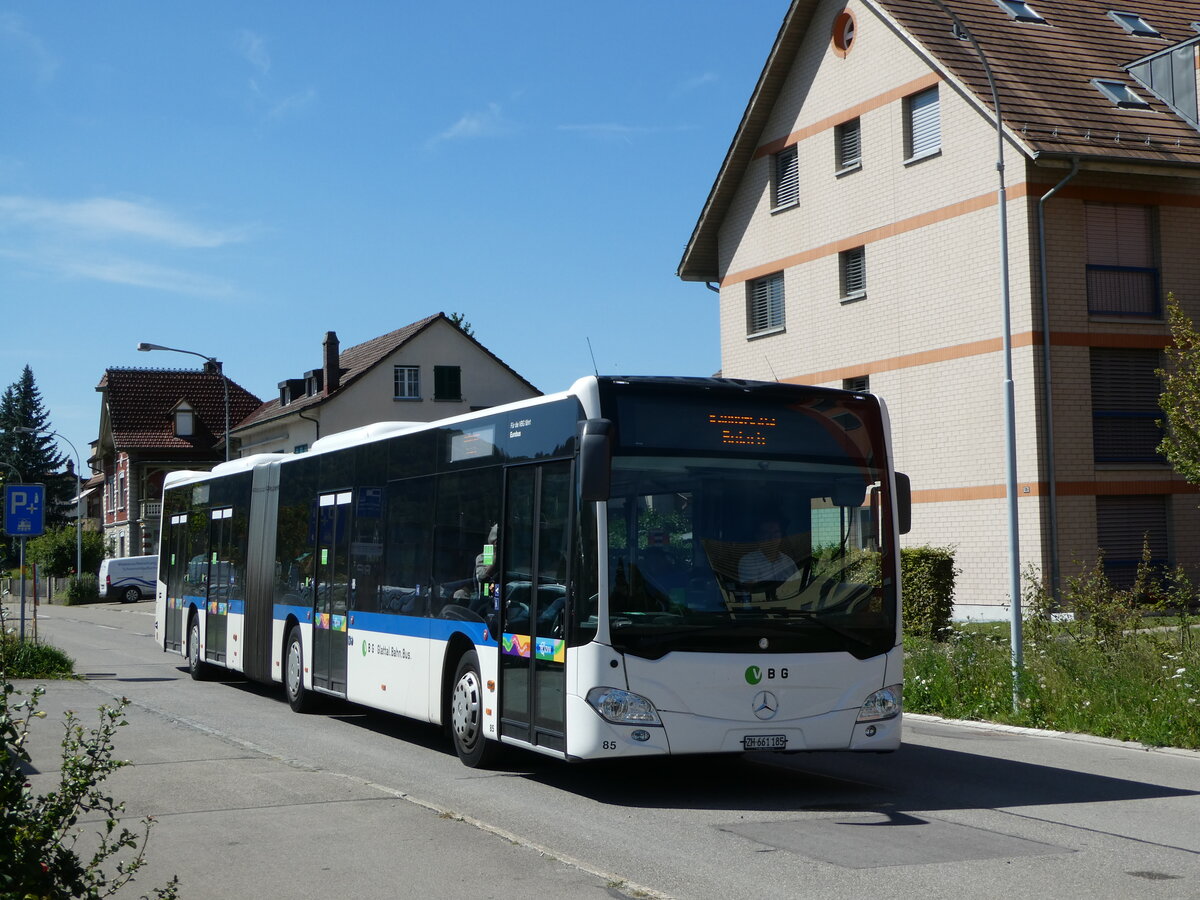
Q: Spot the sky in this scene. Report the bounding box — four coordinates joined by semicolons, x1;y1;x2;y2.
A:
1;1;792;472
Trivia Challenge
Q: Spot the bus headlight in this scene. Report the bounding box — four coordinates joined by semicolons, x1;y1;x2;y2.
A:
857;684;902;722
586;687;662;725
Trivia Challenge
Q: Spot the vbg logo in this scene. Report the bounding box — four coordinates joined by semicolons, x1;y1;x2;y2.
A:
745;666;762;685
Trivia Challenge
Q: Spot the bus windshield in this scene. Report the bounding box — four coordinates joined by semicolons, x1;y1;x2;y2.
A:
606;453;894;660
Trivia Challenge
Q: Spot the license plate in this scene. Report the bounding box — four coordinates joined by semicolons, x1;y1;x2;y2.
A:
743;734;787;750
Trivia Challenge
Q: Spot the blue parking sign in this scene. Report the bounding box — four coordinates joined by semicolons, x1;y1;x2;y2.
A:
4;483;46;537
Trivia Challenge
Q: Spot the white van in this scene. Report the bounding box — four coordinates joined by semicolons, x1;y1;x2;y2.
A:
98;555;158;603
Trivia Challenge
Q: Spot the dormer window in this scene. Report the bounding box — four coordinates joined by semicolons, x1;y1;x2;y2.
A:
1093;78;1151;108
1109;11;1160;38
995;1;1046;24
174;401;195;437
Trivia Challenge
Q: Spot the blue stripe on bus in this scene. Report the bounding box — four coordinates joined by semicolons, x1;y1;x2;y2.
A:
271;604;495;646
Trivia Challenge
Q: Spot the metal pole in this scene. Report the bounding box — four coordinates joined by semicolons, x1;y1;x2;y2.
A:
927;0;1022;707
19;536;26;642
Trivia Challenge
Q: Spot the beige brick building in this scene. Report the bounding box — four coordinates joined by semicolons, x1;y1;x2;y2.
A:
679;0;1200;616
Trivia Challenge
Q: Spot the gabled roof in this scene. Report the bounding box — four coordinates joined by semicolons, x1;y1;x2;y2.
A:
96;367;263;454
679;0;1200;282
232;312;540;431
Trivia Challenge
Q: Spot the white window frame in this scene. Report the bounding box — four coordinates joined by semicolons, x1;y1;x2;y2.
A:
771;145;799;211
904;86;941;164
747;273;786;337
393;365;420;400
174;402;194;438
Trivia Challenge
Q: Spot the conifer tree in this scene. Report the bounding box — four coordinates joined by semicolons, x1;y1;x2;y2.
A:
0;365;72;528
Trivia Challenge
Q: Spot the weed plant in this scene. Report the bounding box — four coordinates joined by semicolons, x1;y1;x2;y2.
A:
904;549;1200;750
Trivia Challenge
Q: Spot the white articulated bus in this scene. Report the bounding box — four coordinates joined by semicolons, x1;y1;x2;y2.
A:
155;375;910;766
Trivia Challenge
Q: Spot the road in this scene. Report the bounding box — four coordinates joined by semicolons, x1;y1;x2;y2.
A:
8;599;1200;899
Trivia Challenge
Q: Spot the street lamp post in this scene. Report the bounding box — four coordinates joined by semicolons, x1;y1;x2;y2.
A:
926;0;1022;709
137;342;231;461
15;426;82;580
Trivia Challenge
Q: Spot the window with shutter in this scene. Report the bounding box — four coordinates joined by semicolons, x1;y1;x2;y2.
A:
1085;202;1160;316
747;273;785;336
434;365;462;402
905;86;940;161
840;246;866;300
772;146;799;209
1097;494;1168;588
836;118;861;172
1090;347;1164;463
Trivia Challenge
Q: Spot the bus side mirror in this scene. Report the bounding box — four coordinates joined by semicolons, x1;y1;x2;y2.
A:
580;419;613;502
895;472;912;534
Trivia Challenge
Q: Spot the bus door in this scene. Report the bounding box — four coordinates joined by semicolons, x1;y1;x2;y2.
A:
164;513;189;652
205;507;233;664
499;461;571;752
313;491;352;694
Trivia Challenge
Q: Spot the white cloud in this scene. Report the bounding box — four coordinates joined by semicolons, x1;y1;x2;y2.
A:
0;195;252;248
60;256;238;298
675;72;719;95
0;12;59;83
430;103;512;145
235;29;270;76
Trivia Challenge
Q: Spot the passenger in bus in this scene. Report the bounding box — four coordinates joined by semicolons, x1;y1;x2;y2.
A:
737;516;799;584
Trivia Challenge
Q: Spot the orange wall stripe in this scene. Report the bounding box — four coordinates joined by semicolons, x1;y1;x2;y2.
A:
754;72;943;159
912;481;1199;504
723;181;1200;290
784;331;1170;385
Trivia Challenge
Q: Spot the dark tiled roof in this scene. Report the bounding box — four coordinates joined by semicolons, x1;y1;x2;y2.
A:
678;0;1200;282
233;313;540;431
880;0;1200;163
99;367;263;453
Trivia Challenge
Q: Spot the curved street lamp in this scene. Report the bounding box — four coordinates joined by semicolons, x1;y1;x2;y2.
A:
926;0;1022;708
15;426;82;579
137;342;231;461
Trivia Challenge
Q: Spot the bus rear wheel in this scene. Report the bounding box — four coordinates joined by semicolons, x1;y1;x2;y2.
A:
449;650;500;768
285;626;311;713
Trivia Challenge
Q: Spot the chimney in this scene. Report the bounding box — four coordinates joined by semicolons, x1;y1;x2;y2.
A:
323;331;341;396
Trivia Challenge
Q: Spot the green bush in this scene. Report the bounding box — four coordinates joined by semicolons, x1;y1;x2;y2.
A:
0;635;74;678
64;573;101;606
0;682;180;898
24;526;110;579
901;546;958;641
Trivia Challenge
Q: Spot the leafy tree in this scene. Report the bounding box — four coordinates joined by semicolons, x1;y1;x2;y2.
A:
26;526;111;578
0;365;74;529
1158;294;1200;484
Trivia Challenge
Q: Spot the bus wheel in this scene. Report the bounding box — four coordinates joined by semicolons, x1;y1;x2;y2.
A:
186;616;209;681
449;650;500;768
285;626;311;713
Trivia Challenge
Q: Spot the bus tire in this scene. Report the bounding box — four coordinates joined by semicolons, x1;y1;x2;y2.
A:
285;626;312;713
449;650;500;768
186;615;210;681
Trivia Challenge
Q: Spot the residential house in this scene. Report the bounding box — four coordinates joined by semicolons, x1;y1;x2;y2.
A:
229;313;540;457
93;364;263;559
678;0;1200;616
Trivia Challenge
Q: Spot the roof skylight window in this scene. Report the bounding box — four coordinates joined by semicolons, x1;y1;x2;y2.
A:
995;0;1046;24
1108;11;1161;37
1093;79;1151;109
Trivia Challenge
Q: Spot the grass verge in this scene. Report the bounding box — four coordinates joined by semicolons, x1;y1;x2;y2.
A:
904;624;1200;749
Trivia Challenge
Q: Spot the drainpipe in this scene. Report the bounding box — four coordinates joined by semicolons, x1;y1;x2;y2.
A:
298;409;320;444
1037;157;1081;601
705;282;720;293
